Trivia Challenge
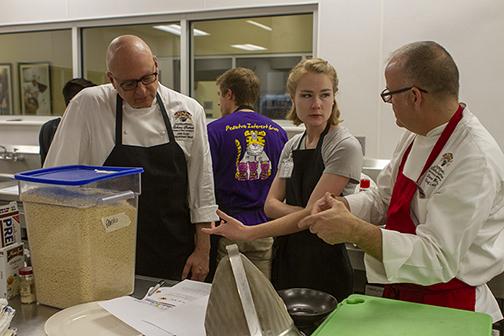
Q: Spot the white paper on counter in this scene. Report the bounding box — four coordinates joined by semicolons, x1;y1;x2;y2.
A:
99;296;174;336
170;279;212;296
99;280;212;336
143;295;209;336
142;279;211;309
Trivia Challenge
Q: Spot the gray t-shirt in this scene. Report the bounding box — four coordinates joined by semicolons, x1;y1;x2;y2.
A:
278;125;363;196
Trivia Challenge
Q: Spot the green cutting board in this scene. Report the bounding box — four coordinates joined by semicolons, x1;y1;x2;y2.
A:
311;294;492;336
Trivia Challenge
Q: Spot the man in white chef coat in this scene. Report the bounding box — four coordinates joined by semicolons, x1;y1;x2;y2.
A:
298;41;504;322
44;35;219;282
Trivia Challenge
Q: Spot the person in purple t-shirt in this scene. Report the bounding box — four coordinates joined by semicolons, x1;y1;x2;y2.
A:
207;67;288;279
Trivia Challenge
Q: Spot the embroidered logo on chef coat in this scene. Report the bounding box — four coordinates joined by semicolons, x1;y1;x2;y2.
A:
235;130;271;181
173;110;194;141
440;153;453;167
174;110;191;122
424;152;453;187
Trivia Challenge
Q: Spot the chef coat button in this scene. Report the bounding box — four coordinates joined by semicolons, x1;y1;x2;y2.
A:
123;130;128;135
160;130;166;135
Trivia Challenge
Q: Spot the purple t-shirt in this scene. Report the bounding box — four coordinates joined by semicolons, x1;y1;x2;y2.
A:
207;111;288;225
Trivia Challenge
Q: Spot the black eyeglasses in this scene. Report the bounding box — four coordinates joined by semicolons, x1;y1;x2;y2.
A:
113;72;158;91
380;87;428;103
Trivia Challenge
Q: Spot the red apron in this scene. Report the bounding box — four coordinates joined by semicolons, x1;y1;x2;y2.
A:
383;105;476;311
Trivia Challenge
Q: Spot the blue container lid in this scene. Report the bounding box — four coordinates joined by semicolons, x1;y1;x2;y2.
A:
14;165;144;186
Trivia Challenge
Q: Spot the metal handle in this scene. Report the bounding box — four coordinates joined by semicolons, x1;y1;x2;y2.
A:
227;244;263;336
96;190;135;205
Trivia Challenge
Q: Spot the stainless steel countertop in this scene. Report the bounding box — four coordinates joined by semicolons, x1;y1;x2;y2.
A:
0;180;18;202
345;243;365;271
10;275;178;335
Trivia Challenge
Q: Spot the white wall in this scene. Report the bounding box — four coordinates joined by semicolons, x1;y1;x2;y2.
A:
0;0;502;159
320;0;504;159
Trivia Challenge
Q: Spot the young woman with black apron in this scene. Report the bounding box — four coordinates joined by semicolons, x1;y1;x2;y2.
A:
272;122;354;303
103;93;195;280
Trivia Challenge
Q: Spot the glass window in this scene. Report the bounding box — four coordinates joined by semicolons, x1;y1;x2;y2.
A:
191;14;313;119
0;29;72;116
82;23;180;90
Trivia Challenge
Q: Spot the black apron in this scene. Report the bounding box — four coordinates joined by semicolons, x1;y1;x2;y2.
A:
272;122;354;302
103;93;194;280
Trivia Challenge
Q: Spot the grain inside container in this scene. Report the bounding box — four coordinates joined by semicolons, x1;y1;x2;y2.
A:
15;165;143;309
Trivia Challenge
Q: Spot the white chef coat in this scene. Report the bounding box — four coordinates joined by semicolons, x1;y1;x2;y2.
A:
347;104;504;322
44;83;218;224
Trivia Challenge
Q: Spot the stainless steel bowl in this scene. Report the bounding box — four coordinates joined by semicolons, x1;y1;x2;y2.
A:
277;288;338;327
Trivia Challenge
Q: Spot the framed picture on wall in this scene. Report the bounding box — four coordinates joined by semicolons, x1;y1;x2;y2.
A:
0;64;13;115
19;62;52;115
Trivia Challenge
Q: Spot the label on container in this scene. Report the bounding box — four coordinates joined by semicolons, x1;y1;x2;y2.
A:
102;212;131;233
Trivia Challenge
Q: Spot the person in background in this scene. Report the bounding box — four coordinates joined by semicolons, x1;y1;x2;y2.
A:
204;58;364;302
207;67;288;279
44;34;218;282
297;41;504;322
39;78;96;166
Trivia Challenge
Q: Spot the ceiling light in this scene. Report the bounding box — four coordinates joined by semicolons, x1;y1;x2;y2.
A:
231;44;267;51
153;25;209;36
246;20;272;31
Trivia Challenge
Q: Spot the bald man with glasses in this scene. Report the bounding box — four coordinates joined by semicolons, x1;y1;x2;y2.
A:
45;35;218;282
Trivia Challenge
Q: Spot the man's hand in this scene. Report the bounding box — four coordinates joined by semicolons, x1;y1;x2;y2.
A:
299;192;383;260
201;209;254;241
182;222;211;281
299;192;355;245
181;247;209;281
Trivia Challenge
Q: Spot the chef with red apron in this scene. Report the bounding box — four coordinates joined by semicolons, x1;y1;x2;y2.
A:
300;102;504;322
382;105;476;311
337;102;504;322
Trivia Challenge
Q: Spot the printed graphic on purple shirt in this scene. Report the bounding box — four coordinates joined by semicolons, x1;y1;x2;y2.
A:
235;130;272;181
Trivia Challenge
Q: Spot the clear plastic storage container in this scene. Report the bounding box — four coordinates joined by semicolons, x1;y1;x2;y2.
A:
15;165;143;309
